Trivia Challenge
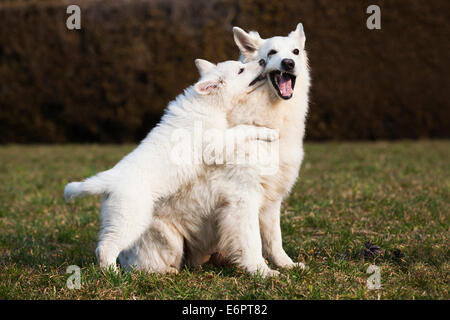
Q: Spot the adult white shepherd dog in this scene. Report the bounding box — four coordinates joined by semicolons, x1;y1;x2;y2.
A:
231;22;310;270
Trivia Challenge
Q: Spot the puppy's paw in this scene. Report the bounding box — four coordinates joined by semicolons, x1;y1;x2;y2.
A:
164;267;179;275
96;246;118;271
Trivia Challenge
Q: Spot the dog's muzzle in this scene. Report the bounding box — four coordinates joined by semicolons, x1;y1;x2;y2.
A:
269;70;296;100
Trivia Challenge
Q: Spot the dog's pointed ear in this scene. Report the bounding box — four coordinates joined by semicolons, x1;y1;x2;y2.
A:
233;26;263;60
195;59;216;77
289;22;306;49
194;78;221;96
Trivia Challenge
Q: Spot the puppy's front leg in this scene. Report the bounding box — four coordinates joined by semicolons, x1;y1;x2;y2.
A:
259;199;306;270
217;188;279;278
202;125;277;166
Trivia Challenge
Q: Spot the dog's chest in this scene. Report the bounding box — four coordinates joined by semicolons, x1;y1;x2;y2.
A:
262;123;303;201
228;98;306;201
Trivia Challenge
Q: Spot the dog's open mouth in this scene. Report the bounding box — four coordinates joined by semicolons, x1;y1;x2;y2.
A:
249;72;267;87
269;71;296;100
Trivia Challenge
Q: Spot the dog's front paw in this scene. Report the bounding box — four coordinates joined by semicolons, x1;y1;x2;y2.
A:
262;268;280;278
280;261;307;270
250;264;280;278
291;262;307;270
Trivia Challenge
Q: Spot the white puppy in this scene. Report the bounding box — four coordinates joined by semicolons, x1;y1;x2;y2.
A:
118;80;282;275
64;58;274;269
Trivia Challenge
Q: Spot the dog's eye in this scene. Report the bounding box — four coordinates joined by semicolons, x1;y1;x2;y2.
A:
268;49;277;56
293;49;300;55
238;68;245;74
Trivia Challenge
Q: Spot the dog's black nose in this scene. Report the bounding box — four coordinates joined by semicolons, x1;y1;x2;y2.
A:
281;59;295;71
259;59;266;67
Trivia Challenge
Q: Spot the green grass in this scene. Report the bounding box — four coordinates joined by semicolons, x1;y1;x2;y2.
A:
0;141;448;299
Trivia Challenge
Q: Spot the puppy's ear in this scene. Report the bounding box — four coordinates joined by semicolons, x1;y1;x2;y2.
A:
195;59;216;77
194;78;221;95
233;27;263;60
289;22;306;49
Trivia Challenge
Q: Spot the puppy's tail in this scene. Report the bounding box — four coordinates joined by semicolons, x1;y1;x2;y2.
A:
64;171;113;202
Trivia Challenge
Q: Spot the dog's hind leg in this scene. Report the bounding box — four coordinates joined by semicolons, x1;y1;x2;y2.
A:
96;192;155;270
118;218;184;274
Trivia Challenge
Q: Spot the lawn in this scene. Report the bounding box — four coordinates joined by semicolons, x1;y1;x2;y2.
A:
0;141;448;299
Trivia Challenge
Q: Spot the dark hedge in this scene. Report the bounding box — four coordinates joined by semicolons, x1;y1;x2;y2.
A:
0;0;449;143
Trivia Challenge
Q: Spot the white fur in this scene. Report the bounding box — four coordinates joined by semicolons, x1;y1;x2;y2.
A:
119;23;310;277
64;59;276;269
232;23;310;269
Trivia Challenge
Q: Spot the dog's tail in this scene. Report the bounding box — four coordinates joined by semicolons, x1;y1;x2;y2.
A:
64;171;113;202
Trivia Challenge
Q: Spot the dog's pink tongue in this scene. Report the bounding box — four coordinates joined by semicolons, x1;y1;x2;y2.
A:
279;74;292;96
